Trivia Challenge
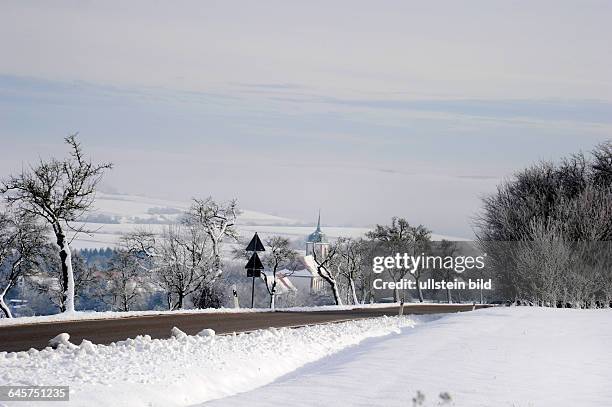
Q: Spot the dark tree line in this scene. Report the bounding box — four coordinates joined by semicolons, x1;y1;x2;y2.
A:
476;141;612;307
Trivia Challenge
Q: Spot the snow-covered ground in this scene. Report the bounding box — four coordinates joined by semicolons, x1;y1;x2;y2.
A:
1;308;610;407
0;316;420;407
204;307;612;407
2;307;609;407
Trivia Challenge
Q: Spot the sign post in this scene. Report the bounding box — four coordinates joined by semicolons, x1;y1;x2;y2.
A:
245;232;265;308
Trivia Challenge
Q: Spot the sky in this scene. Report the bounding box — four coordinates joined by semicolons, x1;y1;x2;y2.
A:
0;1;611;237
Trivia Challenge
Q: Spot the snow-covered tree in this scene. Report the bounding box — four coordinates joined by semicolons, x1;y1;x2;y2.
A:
311;241;343;305
433;240;459;304
232;235;298;309
1;135;112;312
335;238;368;305
158;224;213;309
512;220;568;306
261;236;298;310
183;197;239;308
366;217;432;302
0;212;47;318
476;141;611;307
121;224;214;310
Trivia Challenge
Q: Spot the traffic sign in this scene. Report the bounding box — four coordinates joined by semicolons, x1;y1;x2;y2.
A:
245;233;266;308
246;232;265;252
245;252;264;271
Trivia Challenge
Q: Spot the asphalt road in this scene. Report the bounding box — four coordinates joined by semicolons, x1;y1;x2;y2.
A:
0;304;489;352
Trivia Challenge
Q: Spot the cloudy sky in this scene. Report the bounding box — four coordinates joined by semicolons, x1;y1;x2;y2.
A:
1;1;611;237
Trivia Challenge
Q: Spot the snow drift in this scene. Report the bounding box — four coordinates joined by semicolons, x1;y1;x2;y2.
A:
0;316;419;406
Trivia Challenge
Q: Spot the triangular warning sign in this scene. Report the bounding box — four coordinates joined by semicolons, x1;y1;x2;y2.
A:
246;232;265;252
245;252;264;270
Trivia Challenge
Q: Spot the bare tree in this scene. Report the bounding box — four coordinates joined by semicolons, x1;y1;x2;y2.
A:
513;219;569;306
121;229;158;260
591;141;612;188
476;141;612;307
231;235;298;309
121;225;213;310
0;212;47;318
310;241;343;305
335;238;368;305
100;250;144;312
366;217;432;302
407;225;432;303
261;236;298;310
594;242;612;308
159;224;213;309
183;197;239;308
366;217;412;302
1;135;112;312
434;240;458;304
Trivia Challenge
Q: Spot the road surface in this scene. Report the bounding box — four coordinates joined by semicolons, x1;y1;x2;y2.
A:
0;304;489;352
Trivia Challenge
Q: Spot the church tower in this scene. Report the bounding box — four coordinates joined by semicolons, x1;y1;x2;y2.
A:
306;210;329;259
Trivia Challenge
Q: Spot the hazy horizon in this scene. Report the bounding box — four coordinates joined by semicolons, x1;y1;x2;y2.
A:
1;1;611;237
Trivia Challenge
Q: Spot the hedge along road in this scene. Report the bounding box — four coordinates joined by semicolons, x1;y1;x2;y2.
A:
0;304;490;352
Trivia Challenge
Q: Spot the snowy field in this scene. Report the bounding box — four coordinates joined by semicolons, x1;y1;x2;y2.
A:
1;308;610;407
204;307;612;407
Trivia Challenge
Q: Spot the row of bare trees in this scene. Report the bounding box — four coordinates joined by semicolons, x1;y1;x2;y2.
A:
0;134;310;314
476;141;612;307
0;135;112;315
112;198;240;311
6;135;606;314
0;134;481;315
309;219;467;306
0;135;245;316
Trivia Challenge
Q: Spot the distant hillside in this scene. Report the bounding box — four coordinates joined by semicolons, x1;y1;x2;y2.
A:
2;192;467;249
88;193;304;227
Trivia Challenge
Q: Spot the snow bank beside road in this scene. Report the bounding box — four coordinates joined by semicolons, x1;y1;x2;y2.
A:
0;302;454;327
0;316;421;406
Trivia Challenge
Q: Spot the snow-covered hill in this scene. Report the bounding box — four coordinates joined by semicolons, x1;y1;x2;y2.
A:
68;192;306;249
10;192;466;249
88;193;302;227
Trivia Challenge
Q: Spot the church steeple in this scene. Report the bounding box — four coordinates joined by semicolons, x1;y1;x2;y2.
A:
306;210;327;244
306;210;329;259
